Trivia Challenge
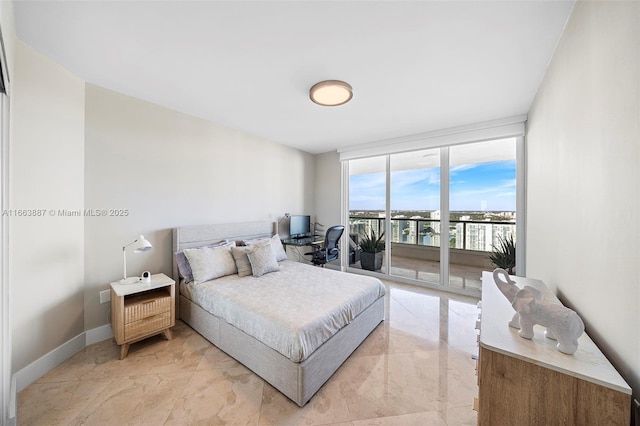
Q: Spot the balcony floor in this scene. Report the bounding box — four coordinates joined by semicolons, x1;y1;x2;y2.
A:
349;255;483;292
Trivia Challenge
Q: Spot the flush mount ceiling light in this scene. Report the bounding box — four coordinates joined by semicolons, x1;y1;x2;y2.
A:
309;80;353;106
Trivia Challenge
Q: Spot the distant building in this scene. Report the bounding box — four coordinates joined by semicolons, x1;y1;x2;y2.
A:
348;209;515;252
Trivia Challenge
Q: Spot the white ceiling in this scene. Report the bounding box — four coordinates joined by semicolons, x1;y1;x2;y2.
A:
14;1;574;154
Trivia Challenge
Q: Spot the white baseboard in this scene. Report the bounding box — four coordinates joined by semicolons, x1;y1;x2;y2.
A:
15;333;85;392
7;373;15;425
86;324;113;346
15;324;114;393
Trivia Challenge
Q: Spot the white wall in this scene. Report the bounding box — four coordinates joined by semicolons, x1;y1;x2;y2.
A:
314;151;342;228
10;40;85;372
526;0;639;402
314;151;345;267
84;85;315;329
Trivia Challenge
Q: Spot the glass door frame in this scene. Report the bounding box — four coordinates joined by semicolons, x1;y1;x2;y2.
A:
439;146;450;288
340;120;526;296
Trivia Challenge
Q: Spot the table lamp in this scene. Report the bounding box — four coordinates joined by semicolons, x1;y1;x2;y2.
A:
121;235;152;284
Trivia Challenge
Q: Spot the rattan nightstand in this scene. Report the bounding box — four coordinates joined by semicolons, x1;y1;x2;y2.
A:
110;273;175;359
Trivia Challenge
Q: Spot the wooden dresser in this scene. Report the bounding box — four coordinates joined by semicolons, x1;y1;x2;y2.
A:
477;271;631;425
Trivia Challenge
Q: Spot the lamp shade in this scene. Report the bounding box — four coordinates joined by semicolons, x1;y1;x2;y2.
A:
132;235;152;253
309;80;353;106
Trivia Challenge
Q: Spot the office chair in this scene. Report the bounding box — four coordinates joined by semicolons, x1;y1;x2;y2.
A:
306;225;345;266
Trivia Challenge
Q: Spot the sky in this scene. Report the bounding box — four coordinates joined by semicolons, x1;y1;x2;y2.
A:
349;160;516;211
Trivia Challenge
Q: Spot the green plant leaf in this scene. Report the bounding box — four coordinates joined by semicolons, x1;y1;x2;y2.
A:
489;234;516;274
359;229;385;253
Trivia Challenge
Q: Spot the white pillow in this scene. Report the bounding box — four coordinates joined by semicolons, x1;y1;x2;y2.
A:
175;239;228;283
247;243;280;277
245;234;288;262
184;241;237;284
269;234;288;262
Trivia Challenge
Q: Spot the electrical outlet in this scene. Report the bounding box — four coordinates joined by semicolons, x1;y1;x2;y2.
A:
99;290;110;304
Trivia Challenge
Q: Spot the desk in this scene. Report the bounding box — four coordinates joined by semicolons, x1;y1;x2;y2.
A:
281;237;324;262
281;237;323;247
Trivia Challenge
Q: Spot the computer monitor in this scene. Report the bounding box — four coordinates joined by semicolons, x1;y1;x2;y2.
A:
289;215;311;239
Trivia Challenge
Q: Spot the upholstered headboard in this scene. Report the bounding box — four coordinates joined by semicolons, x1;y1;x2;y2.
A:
172;221;276;283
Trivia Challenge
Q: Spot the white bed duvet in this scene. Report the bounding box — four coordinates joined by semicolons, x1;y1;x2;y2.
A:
182;260;386;362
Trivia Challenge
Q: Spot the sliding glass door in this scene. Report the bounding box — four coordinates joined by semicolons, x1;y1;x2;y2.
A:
343;133;522;296
389;149;441;285
448;138;517;291
348;156;387;274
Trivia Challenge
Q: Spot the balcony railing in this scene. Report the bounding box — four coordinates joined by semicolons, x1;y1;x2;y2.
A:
349;215;516;253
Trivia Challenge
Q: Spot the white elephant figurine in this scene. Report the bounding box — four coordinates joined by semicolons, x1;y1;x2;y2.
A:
492;268;544;330
512;287;585;355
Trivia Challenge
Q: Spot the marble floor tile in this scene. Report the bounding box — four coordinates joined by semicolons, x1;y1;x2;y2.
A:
18;379;113;426
352;410;446;426
165;366;264;425
438;405;479;426
333;350;463;421
18;279;479;425
70;371;193;426
196;345;244;372
259;378;351;426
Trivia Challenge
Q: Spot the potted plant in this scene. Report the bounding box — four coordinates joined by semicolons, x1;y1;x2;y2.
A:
359;229;385;271
420;226;436;245
489;234;516;275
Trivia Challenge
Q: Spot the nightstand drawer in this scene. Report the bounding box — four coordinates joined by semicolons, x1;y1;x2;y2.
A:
124;312;172;341
124;291;171;323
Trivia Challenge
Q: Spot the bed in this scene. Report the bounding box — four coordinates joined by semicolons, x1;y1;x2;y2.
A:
172;221;386;406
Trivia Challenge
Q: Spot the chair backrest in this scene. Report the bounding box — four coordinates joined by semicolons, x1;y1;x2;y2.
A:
324;225;345;251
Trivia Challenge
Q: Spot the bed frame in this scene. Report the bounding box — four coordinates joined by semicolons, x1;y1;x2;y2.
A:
172;221;385;406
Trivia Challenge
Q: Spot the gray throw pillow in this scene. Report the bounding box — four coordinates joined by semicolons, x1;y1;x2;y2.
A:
244;234;288;262
231;244;262;277
247;242;280;277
